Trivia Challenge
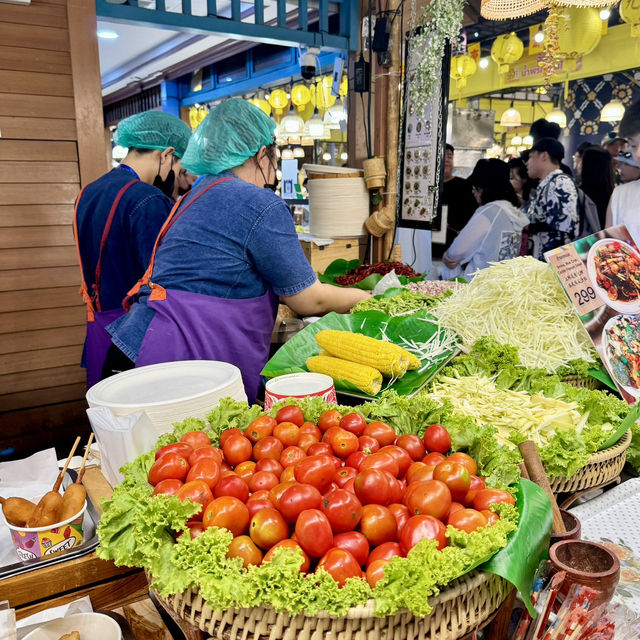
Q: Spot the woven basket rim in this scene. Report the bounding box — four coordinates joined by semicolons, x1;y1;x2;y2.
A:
587;428;631;464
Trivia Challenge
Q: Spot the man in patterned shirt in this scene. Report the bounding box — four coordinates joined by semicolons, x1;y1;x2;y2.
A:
526;138;579;260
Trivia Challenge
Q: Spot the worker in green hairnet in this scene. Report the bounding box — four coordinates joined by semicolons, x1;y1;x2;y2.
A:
106;99;369;402
73;110;192;388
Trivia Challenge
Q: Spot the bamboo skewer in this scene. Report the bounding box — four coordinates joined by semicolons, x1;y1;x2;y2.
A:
77;433;94;483
53;436;81;493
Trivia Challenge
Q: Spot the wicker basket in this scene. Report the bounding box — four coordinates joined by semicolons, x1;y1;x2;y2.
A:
155;570;511;640
549;430;631;494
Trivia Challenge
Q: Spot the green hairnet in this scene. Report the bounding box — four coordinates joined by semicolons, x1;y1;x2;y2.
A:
114;111;192;159
181;99;276;176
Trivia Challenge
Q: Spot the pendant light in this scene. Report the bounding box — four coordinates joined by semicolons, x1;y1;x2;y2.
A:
601;99;626;123
481;0;545;21
511;135;523;145
327;99;347;123
306;109;325;138
500;102;522;127
281;105;304;134
281;147;295;160
523;134;534;146
547;108;567;128
293;146;305;158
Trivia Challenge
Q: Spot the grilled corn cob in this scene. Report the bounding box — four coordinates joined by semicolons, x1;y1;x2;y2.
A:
315;330;409;377
307;355;383;395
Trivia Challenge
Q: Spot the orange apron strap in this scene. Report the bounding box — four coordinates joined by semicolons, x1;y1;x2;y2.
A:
73;183;96;322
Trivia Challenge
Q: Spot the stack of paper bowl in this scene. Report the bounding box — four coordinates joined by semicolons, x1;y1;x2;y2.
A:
86;360;246;436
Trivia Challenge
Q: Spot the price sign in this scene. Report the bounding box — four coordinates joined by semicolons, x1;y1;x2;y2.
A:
547;245;603;315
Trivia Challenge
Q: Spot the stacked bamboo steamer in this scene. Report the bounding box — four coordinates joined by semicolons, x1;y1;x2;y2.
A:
305;164;369;237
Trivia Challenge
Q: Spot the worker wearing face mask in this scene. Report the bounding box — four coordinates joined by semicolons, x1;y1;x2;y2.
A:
73;110;192;388
106;100;369;402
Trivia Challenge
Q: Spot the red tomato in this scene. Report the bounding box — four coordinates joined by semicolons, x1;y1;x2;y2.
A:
359;504;397;546
220;460;232;473
329;456;343;471
227;535;264;568
248;470;279;493
214;475;249;502
448;508;488;533
183;520;206;540
365;541;403;568
379;445;412;477
405;480;452;520
248;489;272;503
295;509;333;558
280;446;306;468
339;413;367;436
300;423;322;438
406;462;427;484
245;416;277;443
264;539;310;572
388;503;410;534
335;467;357;487
321;426;342;445
273;422;301;447
247;497;275;519
279;483;323;522
328;428;359;458
423;452;446;466
234;460;256;481
343;478;356;494
384;473;405;504
148;452;189;485
410;465;436;483
268;481;297;508
318;410;342;433
358;435;380;453
481;509;500;525
280;465;296;483
396;434;426;461
360;451;400;478
322;489;363;533
366;558;390;588
473;489;515;511
250;508;289;550
423;425;451;454
447;452;478;476
202;496;250;536
463;475;486;506
219;427;243;448
152;478;183;496
155;442;193;461
222;434;253;466
317;548;362;587
188;446;223;467
294;455;336;491
298;433;320;453
307;442;333;457
332;531;369;567
180;431;211;450
363;421;396;446
186;458;221;489
255;458;283;477
433;461;471;502
354;468;390;505
253;436;284;461
400;515;447;553
346;451;368;470
176;480;214;519
446;501;465;522
275;405;304;426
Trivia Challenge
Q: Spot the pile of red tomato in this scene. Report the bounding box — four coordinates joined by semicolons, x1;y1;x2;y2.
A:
148;407;515;588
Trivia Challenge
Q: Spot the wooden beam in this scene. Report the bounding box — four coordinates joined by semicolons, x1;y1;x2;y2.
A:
67;0;108;185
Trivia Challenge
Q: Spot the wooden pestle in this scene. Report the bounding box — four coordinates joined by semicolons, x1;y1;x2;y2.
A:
518;440;566;535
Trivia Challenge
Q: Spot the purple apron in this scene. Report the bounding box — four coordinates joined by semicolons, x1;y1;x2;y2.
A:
73;179;138;388
125;177;277;403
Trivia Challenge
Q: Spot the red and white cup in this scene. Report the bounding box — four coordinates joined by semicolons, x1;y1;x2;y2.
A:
264;373;337;411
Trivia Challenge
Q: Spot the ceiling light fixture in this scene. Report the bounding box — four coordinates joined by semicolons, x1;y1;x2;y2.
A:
479;57;490;69
601;99;626;123
547;107;567;128
533;30;545;44
500;103;522;127
599;8;611;20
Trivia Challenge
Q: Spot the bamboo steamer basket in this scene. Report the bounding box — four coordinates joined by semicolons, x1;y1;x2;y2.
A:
152;570;511;640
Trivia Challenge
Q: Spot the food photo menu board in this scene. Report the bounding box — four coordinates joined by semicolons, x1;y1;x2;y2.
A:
546;225;640;405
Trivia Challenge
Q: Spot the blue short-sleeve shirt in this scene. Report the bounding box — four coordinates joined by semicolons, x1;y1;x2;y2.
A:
75;165;173;310
109;173;317;361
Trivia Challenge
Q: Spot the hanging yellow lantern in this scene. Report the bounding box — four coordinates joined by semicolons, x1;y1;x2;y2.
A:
291;84;312;113
268;89;290;122
551;8;602;70
450;53;477;89
620;0;640;36
188;107;199;130
249;98;272;116
491;33;524;74
197;106;208;124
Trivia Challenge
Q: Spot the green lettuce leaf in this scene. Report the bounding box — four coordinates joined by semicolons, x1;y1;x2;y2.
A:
206;397;263;445
627;423;640;474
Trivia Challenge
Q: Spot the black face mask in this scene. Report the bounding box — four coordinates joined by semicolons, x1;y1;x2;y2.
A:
153;156;176;198
177;185;191;197
258;154;278;191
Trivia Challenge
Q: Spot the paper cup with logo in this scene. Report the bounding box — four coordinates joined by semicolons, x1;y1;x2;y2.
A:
6;501;86;562
264;373;337;410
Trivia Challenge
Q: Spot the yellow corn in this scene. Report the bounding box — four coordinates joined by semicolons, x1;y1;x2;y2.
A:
307;355;383;395
388;345;421;370
315;330;409;378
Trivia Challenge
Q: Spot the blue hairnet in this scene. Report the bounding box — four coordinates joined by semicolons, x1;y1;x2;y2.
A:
181;99;276;176
114;111;192;159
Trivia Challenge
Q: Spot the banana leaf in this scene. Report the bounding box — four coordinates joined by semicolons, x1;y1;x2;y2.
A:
317;259;424;290
483;478;552;617
262;310;459;399
599;403;640;451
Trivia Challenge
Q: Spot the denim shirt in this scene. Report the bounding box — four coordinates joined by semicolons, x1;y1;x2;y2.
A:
108;173;316;361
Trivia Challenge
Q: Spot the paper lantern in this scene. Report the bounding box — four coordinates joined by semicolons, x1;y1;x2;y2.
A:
450;54;477;89
547;108;567;128
481;0;545;20
500;105;522;127
620;0;640;36
601;99;626;123
491;33;524;73
551;8;602;68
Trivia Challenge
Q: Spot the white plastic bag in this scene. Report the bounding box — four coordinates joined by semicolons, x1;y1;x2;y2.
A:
372;270;403;296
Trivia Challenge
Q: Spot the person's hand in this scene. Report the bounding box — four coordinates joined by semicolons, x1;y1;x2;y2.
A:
442;253;459;269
